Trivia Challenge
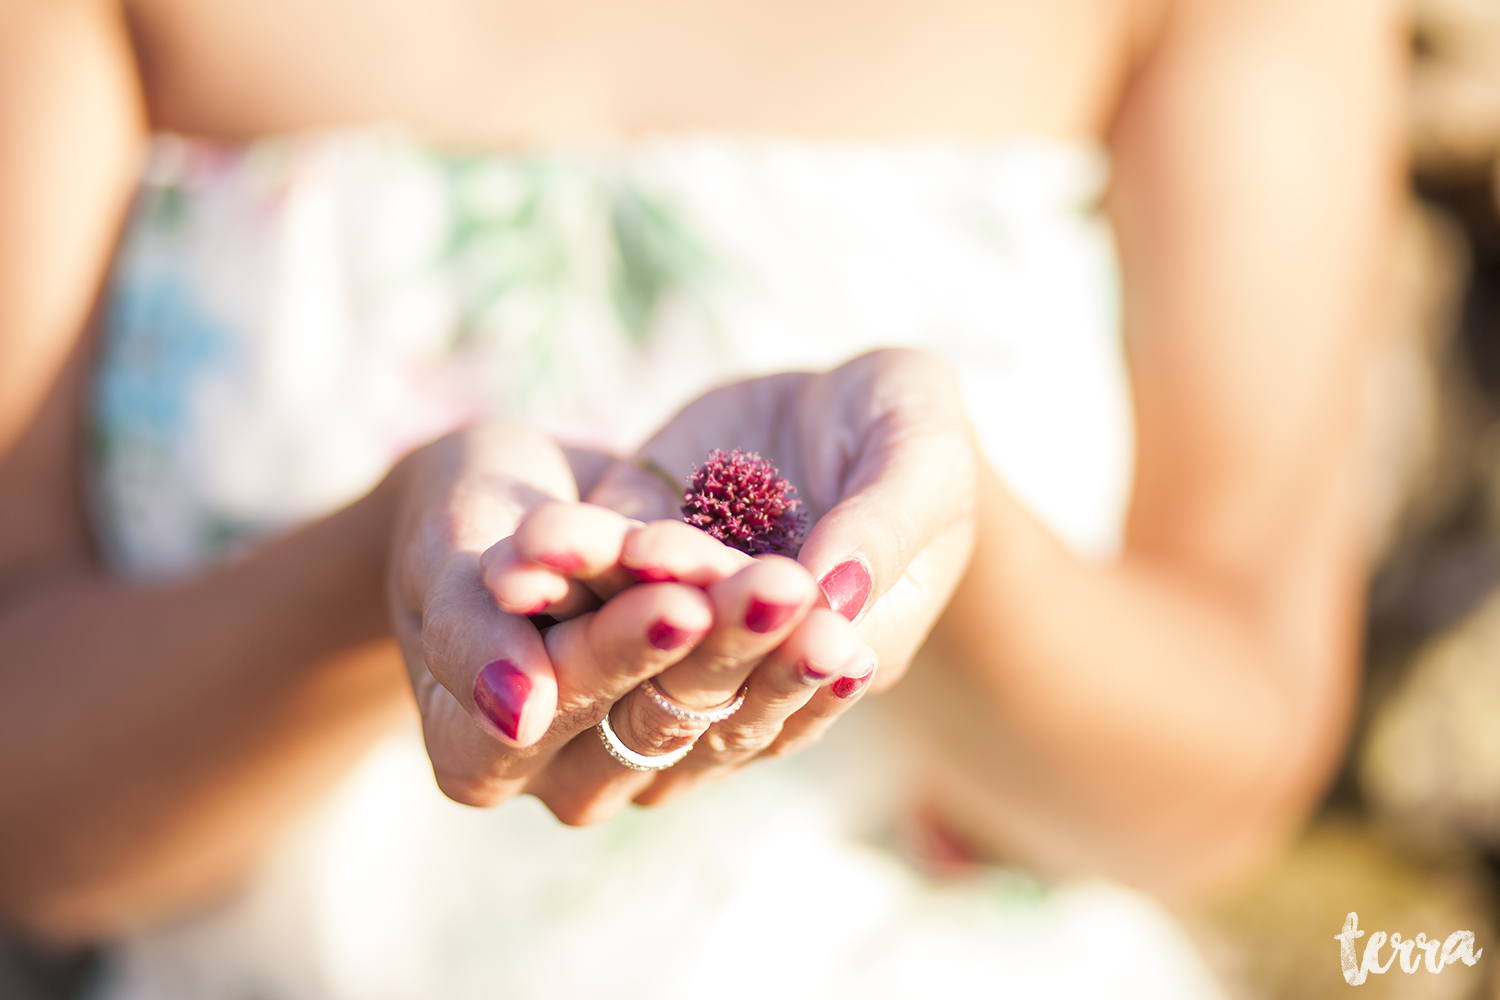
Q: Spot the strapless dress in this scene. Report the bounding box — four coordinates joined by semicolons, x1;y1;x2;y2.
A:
87;130;1225;999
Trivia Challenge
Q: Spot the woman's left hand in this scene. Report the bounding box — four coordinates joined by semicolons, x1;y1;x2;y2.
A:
587;348;979;799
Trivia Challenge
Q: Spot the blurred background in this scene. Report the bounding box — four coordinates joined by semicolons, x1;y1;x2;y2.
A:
1190;0;1500;996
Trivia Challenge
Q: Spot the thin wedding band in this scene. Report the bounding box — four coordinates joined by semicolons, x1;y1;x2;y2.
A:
597;712;694;771
640;678;747;725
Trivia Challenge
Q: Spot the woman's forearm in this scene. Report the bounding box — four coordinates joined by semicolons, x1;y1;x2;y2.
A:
0;481;411;943
0;0;416;939
902;0;1399;899
903;462;1363;898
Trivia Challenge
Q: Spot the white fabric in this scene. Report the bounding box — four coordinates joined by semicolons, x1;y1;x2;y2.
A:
86;131;1223;1000
93;132;1131;574
98;712;1225;1000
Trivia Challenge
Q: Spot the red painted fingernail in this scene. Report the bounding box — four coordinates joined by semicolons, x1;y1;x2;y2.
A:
473;659;532;741
831;667;875;700
521;600;551;616
537;552;584;573
745;598;798;633
647;620;695;650
820;559;872;622
633;566;678;584
798;660;836;685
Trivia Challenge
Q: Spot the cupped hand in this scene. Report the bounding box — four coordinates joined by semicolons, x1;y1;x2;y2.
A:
493;348;978;806
385;421;865;822
594;348;979;693
390;348;976;820
605;349;977;801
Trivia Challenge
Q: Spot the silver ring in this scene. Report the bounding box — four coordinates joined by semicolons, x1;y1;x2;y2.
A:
596;711;694;771
640;678;747;725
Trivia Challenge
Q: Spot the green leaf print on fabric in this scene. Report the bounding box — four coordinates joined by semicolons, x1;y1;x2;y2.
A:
437;156;721;407
609;181;718;344
145;182;191;234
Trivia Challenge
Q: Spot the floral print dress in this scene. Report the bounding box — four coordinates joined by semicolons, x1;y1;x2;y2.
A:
88;131;1223;1000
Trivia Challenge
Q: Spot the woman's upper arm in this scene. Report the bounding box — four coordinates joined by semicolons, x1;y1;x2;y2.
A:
1107;0;1406;805
1110;0;1403;657
0;0;145;587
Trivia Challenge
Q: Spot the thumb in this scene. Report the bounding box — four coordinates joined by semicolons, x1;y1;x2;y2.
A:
792;350;978;628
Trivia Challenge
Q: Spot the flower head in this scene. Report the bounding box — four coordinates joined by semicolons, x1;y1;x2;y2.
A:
681;449;806;557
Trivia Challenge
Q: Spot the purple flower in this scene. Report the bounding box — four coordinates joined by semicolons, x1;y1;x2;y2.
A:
681;449;806;557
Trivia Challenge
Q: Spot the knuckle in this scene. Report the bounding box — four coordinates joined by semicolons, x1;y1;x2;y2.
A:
694;651;755;677
625;699;705;755
631;728;699;756
553;699;608;734
701;722;777;757
418;597;468;669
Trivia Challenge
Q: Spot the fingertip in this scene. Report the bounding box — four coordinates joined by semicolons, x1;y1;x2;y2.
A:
480;538;561;613
817;556;873;623
830;650;878;700
647;617;708;652
631;565;679;584
513;501;634;578
642;583;716;643
621;520;754;587
489;563;571;615
473;656;559;747
714;555;817;633
554;582;716;693
772;609;870;690
534;550;585;573
744;597;799;633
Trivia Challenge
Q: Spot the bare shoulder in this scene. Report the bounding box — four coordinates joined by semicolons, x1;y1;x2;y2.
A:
1140;0;1403;72
1110;0;1403;683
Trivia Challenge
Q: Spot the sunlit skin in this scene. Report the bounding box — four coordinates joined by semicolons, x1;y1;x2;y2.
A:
0;0;1402;941
475;355;973;808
